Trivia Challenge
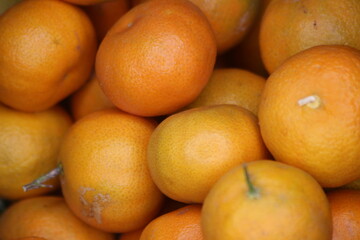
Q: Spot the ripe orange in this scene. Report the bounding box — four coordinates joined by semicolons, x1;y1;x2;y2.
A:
70;74;114;120
84;0;130;41
147;104;269;203
139;205;203;240
260;0;360;73
0;103;72;200
258;45;360;188
202;160;332;240
259;46;360;187
327;189;360;240
185;68;266;116
0;0;97;112
58;109;164;233
0;196;115;240
95;0;217;117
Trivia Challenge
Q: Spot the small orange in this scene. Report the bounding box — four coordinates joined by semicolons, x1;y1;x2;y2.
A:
0;103;72;200
0;0;97;112
147;104;269;203
0;196;115;240
59;109;164;233
95;0;217;117
84;0;130;41
202;160;332;240
185;68;266;116
140;205;203;240
260;0;360;73
70;74;114;120
327;189;360;240
258;45;360;188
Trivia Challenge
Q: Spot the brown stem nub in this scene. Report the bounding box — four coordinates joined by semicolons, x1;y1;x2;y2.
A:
243;164;260;199
23;163;63;192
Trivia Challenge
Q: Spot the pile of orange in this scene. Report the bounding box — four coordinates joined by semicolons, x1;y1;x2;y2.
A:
1;0;360;239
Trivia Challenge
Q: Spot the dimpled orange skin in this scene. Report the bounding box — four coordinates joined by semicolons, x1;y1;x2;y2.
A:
260;0;360;73
201;160;332;240
59;109;164;233
327;189;360;240
95;0;217;117
185;68;266;116
140;205;203;240
0;0;97;112
147;104;269;203
258;45;360;188
0;196;115;240
0;103;72;200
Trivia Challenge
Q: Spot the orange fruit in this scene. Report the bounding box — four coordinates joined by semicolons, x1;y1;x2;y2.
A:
258;45;360;188
0;196;115;240
133;0;260;53
185;68;266;116
187;0;260;53
260;0;360;73
0;0;97;112
84;0;130;41
118;229;143;240
202;160;332;240
0;103;72;200
58;109;164;233
327;189;360;240
139;205;203;240
147;104;269;203
95;0;217;117
70;74;114;120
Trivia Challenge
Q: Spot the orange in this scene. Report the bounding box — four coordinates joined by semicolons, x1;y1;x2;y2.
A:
185;68;266;116
147;104;269;203
202;160;332;240
70;74;114;120
95;0;217;117
327;189;360;240
0;103;72;200
118;229;143;240
133;0;260;53
0;0;97;112
0;196;115;240
58;109;164;233
258;45;360;188
232;0;272;76
139;205;203;240
260;0;360;73
84;0;130;41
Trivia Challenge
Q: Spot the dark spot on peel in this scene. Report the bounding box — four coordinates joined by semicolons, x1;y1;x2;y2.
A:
313;20;317;29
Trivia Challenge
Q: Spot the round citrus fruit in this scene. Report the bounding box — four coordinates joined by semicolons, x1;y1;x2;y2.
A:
258;45;360;188
260;0;360;73
185;68;266;115
202;160;332;240
147;104;269;203
0;0;97;112
58;109;164;233
140;205;203;240
0;103;72;200
95;0;217;117
0;196;115;240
